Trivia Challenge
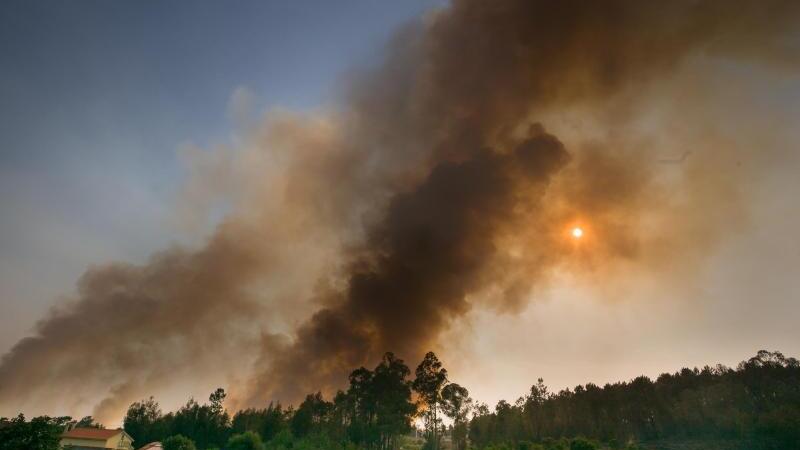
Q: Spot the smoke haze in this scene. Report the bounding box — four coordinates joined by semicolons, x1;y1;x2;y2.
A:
1;0;799;424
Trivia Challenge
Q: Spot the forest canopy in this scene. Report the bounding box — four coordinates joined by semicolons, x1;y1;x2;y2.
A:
1;350;798;450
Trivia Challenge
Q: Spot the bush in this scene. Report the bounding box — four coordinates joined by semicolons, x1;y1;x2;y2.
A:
569;437;599;450
162;435;197;450
540;437;569;450
227;431;265;450
293;433;341;450
264;429;293;450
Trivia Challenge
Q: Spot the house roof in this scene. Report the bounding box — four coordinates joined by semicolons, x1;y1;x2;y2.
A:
61;427;125;440
138;443;163;450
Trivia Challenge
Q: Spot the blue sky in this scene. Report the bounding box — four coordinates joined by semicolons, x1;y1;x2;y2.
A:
0;0;444;353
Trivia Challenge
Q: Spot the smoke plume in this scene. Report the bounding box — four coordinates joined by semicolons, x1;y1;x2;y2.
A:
1;0;798;423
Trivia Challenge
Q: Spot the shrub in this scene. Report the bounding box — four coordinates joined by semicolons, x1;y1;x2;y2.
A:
162;435;197;450
264;429;293;450
227;431;265;450
569;437;599;450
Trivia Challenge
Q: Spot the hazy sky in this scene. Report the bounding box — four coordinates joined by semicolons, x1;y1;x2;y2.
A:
1;0;799;425
0;0;442;354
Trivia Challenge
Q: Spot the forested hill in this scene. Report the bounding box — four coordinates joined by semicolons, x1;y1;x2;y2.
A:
469;350;800;449
1;350;798;450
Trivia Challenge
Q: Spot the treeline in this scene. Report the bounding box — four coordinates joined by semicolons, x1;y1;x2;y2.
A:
0;415;102;450
2;350;799;450
123;351;464;450
469;350;800;449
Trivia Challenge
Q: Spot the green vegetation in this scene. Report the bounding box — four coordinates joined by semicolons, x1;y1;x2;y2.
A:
0;415;70;450
1;350;798;450
124;352;427;450
163;434;198;450
469;351;800;450
225;431;263;450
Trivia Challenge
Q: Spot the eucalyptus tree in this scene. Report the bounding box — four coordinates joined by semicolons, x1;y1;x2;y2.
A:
441;383;472;450
412;352;449;450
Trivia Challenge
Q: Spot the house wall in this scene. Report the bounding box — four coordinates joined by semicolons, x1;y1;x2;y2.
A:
60;437;106;448
105;433;134;450
61;433;133;450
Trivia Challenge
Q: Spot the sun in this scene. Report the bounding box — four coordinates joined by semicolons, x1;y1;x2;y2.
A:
571;227;584;239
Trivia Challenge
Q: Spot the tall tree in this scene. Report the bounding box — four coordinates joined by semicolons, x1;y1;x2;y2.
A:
372;352;417;450
347;366;377;447
124;397;164;446
412;352;448;450
231;403;287;444
441;383;472;450
290;392;331;438
169;389;231;449
523;378;550;440
209;388;226;416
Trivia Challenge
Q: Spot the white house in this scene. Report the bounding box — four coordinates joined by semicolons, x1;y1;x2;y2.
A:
60;427;134;450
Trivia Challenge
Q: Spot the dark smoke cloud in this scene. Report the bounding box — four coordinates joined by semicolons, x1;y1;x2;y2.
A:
240;0;800;405
247;126;569;402
1;0;798;422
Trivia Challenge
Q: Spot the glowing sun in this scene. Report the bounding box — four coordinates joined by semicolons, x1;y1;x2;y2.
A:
571;227;584;239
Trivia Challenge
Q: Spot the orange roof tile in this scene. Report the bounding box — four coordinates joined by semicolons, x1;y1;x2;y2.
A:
61;427;124;440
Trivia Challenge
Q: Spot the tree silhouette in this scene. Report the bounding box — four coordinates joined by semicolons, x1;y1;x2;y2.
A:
412;352;449;450
441;383;471;450
6;350;799;450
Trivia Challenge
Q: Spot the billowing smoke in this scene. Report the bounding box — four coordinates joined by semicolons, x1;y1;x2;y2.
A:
246;126;571;403
1;0;798;423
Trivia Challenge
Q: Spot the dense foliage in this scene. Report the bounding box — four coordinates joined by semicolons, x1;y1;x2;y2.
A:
124;388;230;449
225;431;264;450
163;434;198;450
124;352;428;450
469;350;800;449
0;415;71;450
2;350;798;450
